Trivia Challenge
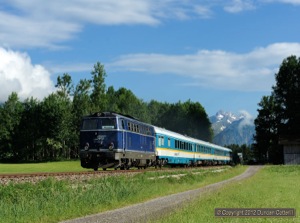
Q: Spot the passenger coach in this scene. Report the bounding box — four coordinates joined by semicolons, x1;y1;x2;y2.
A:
154;126;231;166
80;112;156;170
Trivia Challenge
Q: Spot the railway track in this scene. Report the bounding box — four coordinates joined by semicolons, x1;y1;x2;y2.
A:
0;166;228;185
0;169;146;185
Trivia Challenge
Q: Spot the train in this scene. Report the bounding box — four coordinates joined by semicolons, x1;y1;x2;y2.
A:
79;112;232;171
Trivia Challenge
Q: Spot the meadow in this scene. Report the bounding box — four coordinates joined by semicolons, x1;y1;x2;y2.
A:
0;163;245;223
152;165;300;223
0;161;83;174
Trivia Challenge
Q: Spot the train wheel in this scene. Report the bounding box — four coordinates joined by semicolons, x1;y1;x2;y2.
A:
102;168;107;171
94;167;98;171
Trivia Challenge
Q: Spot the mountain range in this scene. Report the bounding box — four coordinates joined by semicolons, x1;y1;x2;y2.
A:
209;110;255;146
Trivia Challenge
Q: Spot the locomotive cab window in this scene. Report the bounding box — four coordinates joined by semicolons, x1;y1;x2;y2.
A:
101;118;117;129
82;119;98;130
81;118;116;130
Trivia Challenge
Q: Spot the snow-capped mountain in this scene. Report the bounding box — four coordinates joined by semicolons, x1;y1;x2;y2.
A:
209;110;255;146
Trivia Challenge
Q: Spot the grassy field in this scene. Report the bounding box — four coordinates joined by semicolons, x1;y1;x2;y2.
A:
0;160;84;173
0;164;246;223
152;165;300;223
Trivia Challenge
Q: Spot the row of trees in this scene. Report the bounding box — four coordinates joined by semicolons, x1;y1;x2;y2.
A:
0;62;212;162
254;55;300;164
1;55;297;164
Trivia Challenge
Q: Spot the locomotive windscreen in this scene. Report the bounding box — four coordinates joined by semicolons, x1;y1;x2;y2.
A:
82;118;117;130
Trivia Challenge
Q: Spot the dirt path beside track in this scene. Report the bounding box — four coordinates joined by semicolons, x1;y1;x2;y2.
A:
61;165;263;223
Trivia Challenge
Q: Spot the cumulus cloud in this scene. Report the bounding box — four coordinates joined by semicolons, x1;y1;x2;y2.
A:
0;48;55;102
109;42;300;91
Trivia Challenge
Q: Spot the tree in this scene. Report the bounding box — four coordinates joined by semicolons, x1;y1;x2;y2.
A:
73;79;92;118
106;87;150;122
0;92;23;160
253;55;300;164
15;97;42;160
272;55;300;137
253;95;282;163
147;100;170;125
159;100;212;141
254;96;278;162
39;93;73;159
55;73;73;99
90;62;107;112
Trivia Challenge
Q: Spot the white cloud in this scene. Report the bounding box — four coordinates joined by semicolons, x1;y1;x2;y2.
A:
0;1;261;50
0;0;160;49
0;48;55;102
194;5;214;18
238;110;254;133
263;0;300;5
0;0;299;49
109;42;300;92
224;0;255;13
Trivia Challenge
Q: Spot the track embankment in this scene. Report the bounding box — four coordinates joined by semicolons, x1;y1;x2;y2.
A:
61;165;263;223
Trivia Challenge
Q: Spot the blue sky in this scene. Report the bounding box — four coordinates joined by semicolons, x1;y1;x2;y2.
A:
1;0;300;117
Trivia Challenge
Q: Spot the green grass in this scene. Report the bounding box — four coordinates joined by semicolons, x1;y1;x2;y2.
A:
0;165;246;223
0;160;84;173
152;165;300;223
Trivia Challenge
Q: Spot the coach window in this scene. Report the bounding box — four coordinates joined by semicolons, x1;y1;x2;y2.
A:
159;136;164;146
168;138;171;147
127;122;130;131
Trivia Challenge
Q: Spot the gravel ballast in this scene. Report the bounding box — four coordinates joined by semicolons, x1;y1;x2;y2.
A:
61;166;263;223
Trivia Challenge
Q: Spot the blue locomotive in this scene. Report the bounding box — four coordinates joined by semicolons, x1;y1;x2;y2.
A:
80;112;232;170
80;112;156;170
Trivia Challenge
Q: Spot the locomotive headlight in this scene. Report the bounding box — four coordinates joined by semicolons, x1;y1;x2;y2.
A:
109;142;114;151
84;142;89;151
